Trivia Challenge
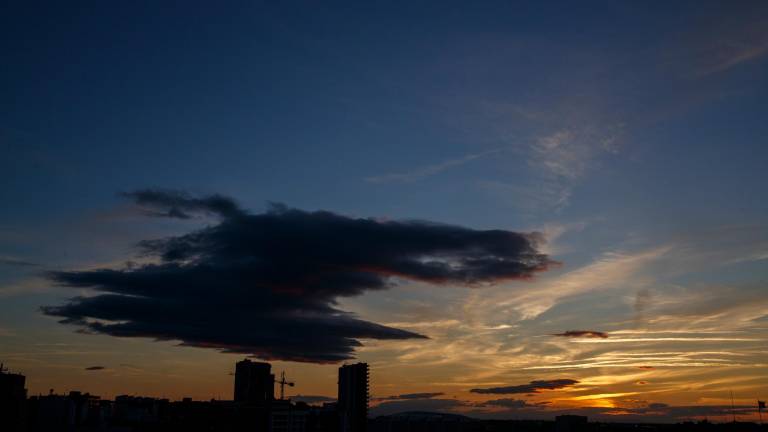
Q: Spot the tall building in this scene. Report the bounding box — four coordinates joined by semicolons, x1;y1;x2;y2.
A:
0;364;27;432
234;359;275;403
338;363;368;432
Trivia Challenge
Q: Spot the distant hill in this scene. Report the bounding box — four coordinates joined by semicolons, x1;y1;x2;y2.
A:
373;411;475;421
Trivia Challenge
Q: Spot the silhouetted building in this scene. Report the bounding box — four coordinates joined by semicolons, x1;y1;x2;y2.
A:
555;415;588;432
0;364;27;432
113;394;165;424
27;390;109;432
235;359;275;403
271;399;308;432
27;393;72;431
307;402;339;432
338;363;368;432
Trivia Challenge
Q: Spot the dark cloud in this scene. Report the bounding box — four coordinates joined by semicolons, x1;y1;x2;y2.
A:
636;381;649;385
84;366;106;371
484;398;530;409
551;330;608;338
637;366;654;370
376;392;444;401
0;257;37;267
478;398;552;413
44;190;552;363
121;189;245;219
290;395;336;405
470;379;578;394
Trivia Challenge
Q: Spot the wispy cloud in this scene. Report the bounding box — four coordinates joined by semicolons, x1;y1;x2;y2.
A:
0;277;56;298
694;17;768;76
365;149;502;184
523;347;759;370
493;247;668;319
701;41;768;75
0;256;38;267
525;127;620;210
571;337;760;344
479;125;622;214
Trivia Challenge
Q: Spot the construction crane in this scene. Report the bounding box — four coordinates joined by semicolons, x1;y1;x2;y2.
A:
276;371;294;400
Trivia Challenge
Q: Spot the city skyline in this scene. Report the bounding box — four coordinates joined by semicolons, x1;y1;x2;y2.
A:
2;358;765;425
2;0;768;425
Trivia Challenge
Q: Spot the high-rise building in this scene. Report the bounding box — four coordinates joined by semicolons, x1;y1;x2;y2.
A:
234;359;275;403
0;364;27;432
338;363;368;432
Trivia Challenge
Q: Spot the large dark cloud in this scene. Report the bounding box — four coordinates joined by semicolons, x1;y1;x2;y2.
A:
470;379;578;394
551;330;608;338
43;190;552;363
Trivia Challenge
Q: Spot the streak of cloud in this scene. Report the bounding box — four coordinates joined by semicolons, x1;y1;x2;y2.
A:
693;14;768;76
552;330;608;339
0;256;38;267
365;149;502;184
571;337;760;343
375;392;444;401
493;247;668;319
482;126;622;213
470;379;579;394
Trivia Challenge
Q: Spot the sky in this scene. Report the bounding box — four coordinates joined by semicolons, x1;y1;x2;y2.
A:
2;0;768;424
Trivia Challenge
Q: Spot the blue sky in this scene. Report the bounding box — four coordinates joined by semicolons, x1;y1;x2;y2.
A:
2;1;767;422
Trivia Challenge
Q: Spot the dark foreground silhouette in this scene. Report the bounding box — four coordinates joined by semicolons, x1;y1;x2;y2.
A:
2;362;765;432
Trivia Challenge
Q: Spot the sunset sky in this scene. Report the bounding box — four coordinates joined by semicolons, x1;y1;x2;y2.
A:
2;1;768;424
